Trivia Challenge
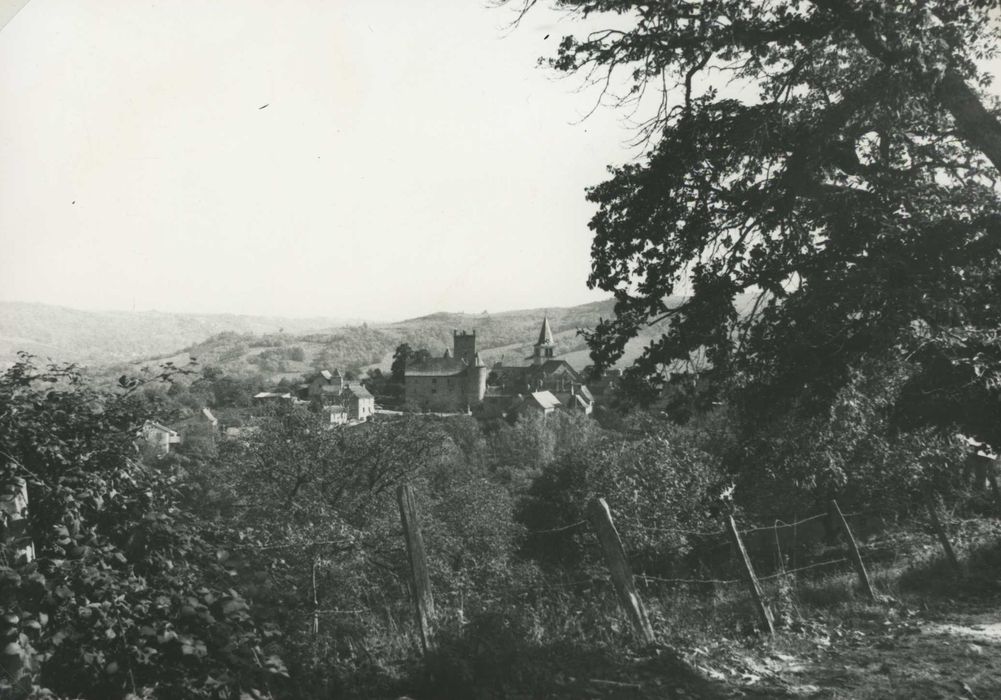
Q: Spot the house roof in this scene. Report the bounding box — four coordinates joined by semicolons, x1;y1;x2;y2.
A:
527;390;561;410
406;357;469;377
327;404;347;413
144;420;179;436
320;370;333;380
343;384;374;399
202;407;218;423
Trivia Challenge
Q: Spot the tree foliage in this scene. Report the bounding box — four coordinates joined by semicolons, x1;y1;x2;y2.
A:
0;355;281;699
527;0;1001;438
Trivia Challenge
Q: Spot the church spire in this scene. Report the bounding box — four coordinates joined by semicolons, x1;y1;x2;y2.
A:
529;315;556;365
536;315;554;348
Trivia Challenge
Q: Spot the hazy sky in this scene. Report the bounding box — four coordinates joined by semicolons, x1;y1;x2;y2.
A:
0;0;641;321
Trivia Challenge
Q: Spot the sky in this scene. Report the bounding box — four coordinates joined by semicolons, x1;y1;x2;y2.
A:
0;0;643;321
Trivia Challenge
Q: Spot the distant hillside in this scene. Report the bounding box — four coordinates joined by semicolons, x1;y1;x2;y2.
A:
106;297;698;385
3;293;754;381
0;301;360;366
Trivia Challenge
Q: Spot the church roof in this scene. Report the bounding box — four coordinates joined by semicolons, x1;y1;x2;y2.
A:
406;357;469;377
535;316;555;347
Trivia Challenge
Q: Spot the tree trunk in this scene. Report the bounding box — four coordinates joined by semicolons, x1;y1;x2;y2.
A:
936;70;1001;173
814;0;1001;172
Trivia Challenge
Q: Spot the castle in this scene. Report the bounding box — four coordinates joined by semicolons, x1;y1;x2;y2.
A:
404;317;594;415
403;331;488;412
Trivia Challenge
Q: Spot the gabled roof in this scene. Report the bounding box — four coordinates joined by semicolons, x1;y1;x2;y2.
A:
202;407;218;423
320;370;333;380
538;359;580;377
343;384;374;399
535;316;555;347
253;391;292;400
527;390;561;410
406;357;469;377
143;420;179;436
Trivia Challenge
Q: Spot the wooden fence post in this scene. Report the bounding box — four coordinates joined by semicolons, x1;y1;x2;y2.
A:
927;494;961;575
725;514;775;636
586;498;656;645
0;476;34;564
987;459;1001;514
830;500;876;602
397;484;435;654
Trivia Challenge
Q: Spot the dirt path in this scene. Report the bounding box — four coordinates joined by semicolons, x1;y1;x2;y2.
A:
470;603;1001;699
685;603;1001;699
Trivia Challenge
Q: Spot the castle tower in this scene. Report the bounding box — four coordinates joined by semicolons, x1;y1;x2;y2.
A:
466;351;488;407
453;330;477;367
529;316;556;366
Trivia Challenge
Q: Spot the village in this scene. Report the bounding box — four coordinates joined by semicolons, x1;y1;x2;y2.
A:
139;316;618;456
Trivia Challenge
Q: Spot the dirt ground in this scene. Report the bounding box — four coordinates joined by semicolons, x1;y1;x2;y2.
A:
511;599;1001;699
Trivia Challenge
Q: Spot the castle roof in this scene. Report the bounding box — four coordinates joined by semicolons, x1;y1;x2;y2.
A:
405;357;469;377
535;316;555;347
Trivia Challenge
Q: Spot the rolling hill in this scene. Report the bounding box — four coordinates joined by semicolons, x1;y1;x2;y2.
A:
0;301;361;366
2;294;748;382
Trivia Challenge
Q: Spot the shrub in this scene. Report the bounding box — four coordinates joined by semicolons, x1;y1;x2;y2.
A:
0;355;281;699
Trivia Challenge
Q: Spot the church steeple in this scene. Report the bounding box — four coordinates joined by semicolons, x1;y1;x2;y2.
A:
529;315;556;366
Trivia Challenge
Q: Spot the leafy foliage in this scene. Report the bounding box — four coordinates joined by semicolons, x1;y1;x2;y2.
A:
527;1;1001;434
0;354;281;699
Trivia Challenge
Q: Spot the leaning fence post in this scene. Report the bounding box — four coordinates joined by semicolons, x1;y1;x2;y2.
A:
830;500;876;602
725;514;775;636
927;494;961;575
397;484;435;654
586;498;655;644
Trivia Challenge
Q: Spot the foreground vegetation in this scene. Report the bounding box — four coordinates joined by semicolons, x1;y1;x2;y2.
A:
1;353;997;699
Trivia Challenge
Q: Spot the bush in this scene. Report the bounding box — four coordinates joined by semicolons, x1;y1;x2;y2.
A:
0;355;281;699
517;417;722;572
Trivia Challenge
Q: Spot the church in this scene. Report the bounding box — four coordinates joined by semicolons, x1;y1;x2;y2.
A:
403;317;595;416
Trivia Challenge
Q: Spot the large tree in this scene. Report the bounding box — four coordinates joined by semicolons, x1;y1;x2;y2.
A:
525;0;1001;435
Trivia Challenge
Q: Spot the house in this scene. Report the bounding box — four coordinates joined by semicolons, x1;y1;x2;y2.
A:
342;383;375;421
300;369;344;402
516;390;561;417
327;404;349;425
553;383;595;415
140;420;181;456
